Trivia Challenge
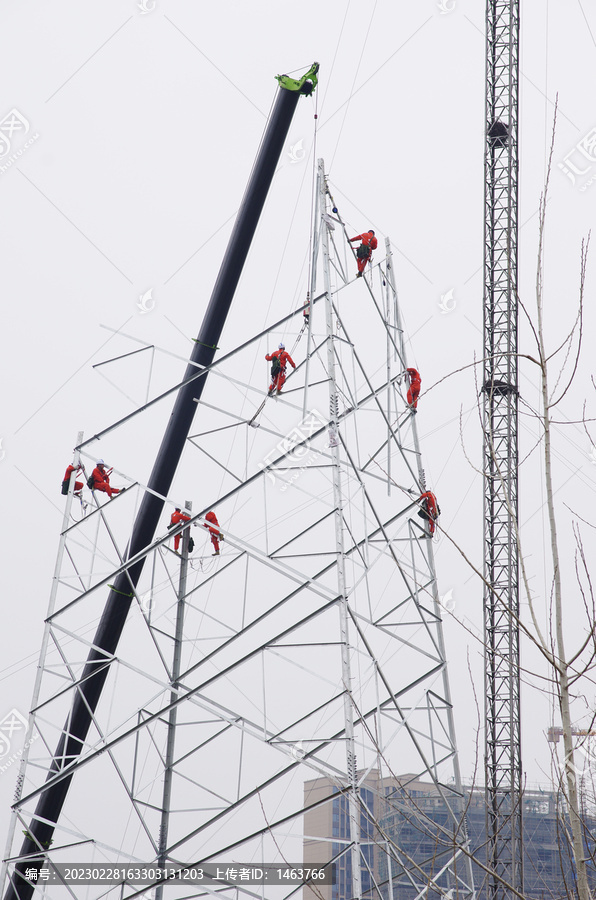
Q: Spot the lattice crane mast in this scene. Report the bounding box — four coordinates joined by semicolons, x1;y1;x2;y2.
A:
483;3;522;900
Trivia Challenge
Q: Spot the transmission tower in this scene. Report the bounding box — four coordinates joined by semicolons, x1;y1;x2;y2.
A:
483;2;522;898
1;147;475;899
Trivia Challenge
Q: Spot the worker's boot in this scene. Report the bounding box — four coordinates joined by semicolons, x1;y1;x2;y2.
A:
212;550;220;556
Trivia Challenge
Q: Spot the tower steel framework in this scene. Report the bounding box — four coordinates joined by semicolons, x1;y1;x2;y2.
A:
483;2;522;898
1;155;476;900
1;62;318;900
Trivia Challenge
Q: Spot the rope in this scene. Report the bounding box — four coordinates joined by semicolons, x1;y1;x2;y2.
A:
324;180;364;275
248;321;308;426
328;0;379;173
242;92;319;434
304;87;320;324
290;320;307;354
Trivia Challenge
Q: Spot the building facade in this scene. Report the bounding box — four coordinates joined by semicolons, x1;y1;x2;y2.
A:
304;771;596;900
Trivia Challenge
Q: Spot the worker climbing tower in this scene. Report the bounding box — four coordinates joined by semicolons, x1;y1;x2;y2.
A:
1;70;473;900
483;2;523;898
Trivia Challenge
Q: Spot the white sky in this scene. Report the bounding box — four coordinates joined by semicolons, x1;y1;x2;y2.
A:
0;0;595;853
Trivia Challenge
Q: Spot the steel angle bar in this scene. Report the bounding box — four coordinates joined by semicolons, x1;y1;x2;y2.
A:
327;227;349;283
267;641;342;649
355;273;403;362
339;436;432;626
19;590;345;810
361;426;418;475
40;626;180;706
351;610;443;667
332;344;358;409
281;377;332;395
347;548;424;611
47;510;237;624
183;552;246;598
195;398;296;443
123;798;345;900
92;344;156;370
271;464;335;471
332;304;421;489
188;372;416;538
198;531;339;603
83;290;328;452
57;559;87;593
188;421;246;439
173;596;241;638
186;437;244;483
351;622;447;746
267;692;347;742
59;489;137;537
93;367;145;408
269;510;336;555
164;684;435;860
348;612;464;835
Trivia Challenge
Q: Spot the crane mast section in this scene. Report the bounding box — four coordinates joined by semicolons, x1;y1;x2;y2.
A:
483;3;522;899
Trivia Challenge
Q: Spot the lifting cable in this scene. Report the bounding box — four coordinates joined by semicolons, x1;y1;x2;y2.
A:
247;83;319;430
323;178;364;276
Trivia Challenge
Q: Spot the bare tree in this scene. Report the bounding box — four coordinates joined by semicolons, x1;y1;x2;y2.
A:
529;107;592;900
423;105;594;899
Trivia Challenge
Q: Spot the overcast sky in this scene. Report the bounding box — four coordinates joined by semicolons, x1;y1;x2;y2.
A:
1;0;595;860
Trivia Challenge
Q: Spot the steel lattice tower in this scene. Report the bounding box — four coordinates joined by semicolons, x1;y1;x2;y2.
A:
483;2;522;898
1;154;476;900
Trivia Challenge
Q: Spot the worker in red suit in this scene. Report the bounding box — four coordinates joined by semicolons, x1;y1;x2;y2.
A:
266;343;296;394
349;230;378;277
61;464;84;498
418;490;440;537
204;510;222;556
169;507;191;552
90;460;122;499
406;368;421;411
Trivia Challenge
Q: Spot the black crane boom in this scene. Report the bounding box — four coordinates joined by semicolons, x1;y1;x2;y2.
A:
6;62;319;900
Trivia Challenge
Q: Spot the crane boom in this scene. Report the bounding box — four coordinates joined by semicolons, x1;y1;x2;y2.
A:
5;62;318;900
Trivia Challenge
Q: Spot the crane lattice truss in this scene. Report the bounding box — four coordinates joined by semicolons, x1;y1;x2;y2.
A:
2;165;474;900
483;2;522;898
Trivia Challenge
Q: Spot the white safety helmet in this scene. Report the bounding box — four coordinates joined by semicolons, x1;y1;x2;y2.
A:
96;459;105;466
278;342;285;350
